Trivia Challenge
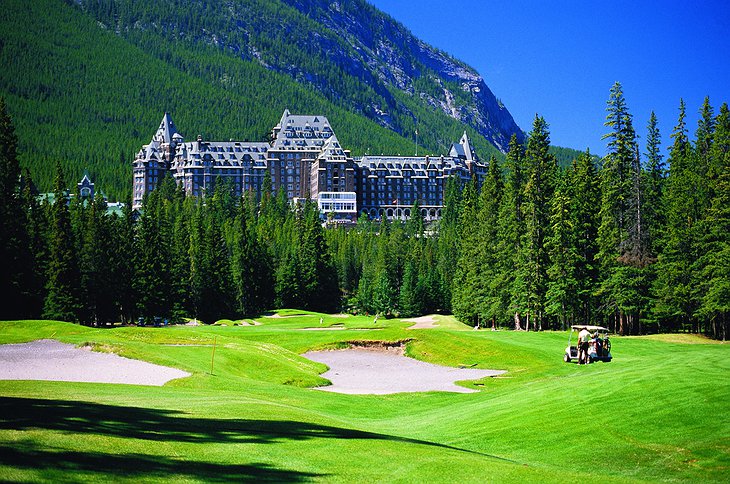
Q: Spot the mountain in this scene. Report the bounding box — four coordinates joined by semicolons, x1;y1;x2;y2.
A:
285;0;524;151
0;0;531;200
73;0;524;148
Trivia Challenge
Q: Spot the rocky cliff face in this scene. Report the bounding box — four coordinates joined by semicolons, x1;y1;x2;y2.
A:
284;0;524;151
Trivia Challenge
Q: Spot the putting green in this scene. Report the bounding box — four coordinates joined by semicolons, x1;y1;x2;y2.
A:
0;314;727;482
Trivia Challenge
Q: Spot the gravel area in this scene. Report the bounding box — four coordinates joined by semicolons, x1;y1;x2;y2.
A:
0;339;190;386
304;348;505;394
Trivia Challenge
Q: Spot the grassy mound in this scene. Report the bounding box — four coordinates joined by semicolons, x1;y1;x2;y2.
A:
0;315;727;482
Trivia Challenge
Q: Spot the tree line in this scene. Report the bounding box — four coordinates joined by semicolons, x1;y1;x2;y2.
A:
1;83;728;339
450;83;728;339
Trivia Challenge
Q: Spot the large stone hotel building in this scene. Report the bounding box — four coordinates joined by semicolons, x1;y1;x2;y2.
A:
133;111;487;221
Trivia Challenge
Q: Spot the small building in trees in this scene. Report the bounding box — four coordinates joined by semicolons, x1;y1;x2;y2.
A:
77;173;95;199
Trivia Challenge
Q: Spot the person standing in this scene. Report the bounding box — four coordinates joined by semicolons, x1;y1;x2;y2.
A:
578;327;591;364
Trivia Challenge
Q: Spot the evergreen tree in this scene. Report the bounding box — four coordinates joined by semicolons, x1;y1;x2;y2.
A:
116;195;137;323
522;115;557;330
81;194;119;325
597;82;648;334
436;175;462;313
475;155;503;326
495;134;527;329
399;247;421;317
695;103;729;340
643;111;666;256
545;172;579;329
297;201;340;312
43;162;82;322
0;98;33;319
134;189;171;322
568;150;600;324
653;99;697;332
452;177;480;324
405;199;424;236
198;209;235;323
232;196;274;316
20;169;47;317
168;194;193;322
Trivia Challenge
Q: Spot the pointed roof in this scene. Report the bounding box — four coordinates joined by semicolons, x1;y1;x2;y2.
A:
152;112;180;144
78;171;94;187
459;131;475;162
449;131;477;163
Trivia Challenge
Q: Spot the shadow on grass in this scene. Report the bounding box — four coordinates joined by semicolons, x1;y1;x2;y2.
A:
0;396;515;479
0;443;318;482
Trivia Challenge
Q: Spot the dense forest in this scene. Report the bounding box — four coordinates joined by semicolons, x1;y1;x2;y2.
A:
1;83;727;339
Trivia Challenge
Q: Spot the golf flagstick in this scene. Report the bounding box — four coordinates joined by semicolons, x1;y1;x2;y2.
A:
210;336;217;375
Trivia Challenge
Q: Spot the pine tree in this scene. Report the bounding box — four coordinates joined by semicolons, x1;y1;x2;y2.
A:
297;201;340;312
82;194;119;325
399;247;421;317
436;175;462;313
168;194;193;322
43;162;82;322
568;151;600;324
116;195;137;323
452;177;480;324
597;82;648;334
198;209;235;323
20;169;46;317
653;99;697;332
232;196;274;316
522;115;557;330
545;172;579;329
475;155;503;326
643;111;666;255
696;103;729;339
495;134;527;329
134;189;170;322
0;98;33;319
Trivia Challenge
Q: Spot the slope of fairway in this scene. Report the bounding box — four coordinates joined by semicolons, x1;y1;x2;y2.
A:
0;315;727;482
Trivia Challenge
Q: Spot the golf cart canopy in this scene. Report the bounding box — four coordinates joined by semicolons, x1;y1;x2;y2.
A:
570;325;609;332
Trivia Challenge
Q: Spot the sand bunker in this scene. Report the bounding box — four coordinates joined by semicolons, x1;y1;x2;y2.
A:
304;348;505;394
403;316;439;329
0;339;190;386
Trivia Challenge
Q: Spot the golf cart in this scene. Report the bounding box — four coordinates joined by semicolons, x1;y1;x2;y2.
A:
564;325;612;363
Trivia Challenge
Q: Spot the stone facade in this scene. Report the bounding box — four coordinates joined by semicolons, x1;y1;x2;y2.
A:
133;112;487;221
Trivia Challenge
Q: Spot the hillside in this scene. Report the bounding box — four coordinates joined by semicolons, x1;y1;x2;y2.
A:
0;0;581;200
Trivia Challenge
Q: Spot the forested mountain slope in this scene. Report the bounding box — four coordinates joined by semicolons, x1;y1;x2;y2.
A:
0;0;578;200
75;0;524;150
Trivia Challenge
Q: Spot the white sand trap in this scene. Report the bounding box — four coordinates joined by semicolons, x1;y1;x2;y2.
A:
304;348;505;394
403;316;439;329
0;339;190;386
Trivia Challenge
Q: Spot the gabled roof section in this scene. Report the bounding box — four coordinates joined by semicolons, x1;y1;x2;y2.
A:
459;131;476;162
449;131;477;163
78;173;93;186
152;112;180;144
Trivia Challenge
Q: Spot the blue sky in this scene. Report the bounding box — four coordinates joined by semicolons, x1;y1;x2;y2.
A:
368;0;729;157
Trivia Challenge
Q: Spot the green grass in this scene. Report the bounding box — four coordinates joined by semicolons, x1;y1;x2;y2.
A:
0;313;727;482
